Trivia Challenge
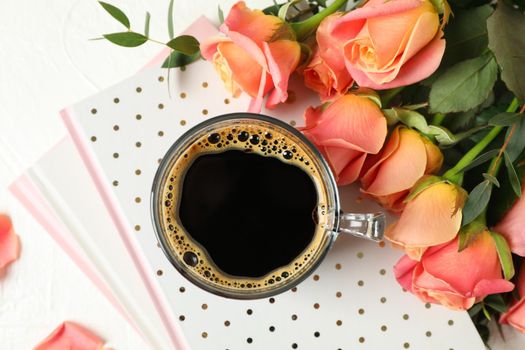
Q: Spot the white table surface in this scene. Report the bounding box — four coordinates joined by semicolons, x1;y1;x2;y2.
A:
0;0;523;349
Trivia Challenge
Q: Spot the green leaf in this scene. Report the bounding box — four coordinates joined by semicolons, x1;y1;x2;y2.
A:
162;50;200;68
504;152;522;198
488;2;525;103
103;32;148;47
168;0;175;39
489;112;522;126
462;180;493;226
404;176;446;202
166;35;200;56
144;12;151;37
483;173;500;188
506;118;525;162
99;1;130;29
458;149;500;173
442;5;493;67
429;53;499;114
484;294;509;313
218;5;224;24
489;230;515;280
468;303;483;317
458;220;486;252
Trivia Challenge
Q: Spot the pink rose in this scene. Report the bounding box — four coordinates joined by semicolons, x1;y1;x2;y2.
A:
34;321;105;350
361;126;443;212
395;231;515;310
385;181;465;260
303;13;354;101
494;177;525;256
201;1;300;112
500;260;525;332
0;214;20;274
331;0;446;89
301;91;387;185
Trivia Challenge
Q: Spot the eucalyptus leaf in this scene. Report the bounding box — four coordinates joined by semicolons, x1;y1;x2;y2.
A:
506;118;525;162
103;32;148;47
483;173;500;188
144;12;151;37
504;152;522;198
387;108;431;134
458;149;500;173
489;112;522;126
168;0;175;39
166;35;200;56
429;125;488;148
482;304;491;321
462;180;493;226
99;1;130;29
458;220;486;252
162;50;200;68
489;231;515;280
488;2;525;103
218;5;225;24
429;53;498;114
278;0;301;20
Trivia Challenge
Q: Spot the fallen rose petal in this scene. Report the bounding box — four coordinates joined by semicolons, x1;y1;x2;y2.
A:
0;214;20;273
34;321;105;350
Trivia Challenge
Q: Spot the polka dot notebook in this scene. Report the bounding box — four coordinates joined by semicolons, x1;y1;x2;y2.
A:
60;20;485;350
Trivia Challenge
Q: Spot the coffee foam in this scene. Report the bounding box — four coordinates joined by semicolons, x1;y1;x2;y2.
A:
158;121;332;295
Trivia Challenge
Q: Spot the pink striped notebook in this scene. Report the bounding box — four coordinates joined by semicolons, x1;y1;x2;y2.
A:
11;16;485;350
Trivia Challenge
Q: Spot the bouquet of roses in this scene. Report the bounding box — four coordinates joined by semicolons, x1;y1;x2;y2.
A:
97;0;525;342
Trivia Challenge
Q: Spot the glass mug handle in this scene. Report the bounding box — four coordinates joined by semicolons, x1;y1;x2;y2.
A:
338;212;386;242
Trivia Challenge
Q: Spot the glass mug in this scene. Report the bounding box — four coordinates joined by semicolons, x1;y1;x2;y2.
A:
151;113;385;299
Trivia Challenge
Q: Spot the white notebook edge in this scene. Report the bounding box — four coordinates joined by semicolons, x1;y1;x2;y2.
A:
61;107;189;350
7;163;144;341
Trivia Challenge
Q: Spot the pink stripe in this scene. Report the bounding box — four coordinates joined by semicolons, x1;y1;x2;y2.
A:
60;108;189;350
8;175;140;334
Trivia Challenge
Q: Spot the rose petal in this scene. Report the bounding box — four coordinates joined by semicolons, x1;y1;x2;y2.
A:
264;40;301;108
422;233;506;296
365;2;435;68
316;13;353;96
218;42;270;98
494;181;525;257
200;36;231;60
0;214;20;272
221;1;282;43
347;31;445;89
34;321;104;350
412;263;474;310
500;261;525;330
385;182;462;249
500;297;525;332
473;279;515;298
338;152;368;185
363;127;427;196
307;94;387;154
332;0;423;40
393;254;418;292
422;136;444;174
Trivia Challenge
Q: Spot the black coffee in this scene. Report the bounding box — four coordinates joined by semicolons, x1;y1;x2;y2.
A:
179;150;318;277
158;121;330;292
